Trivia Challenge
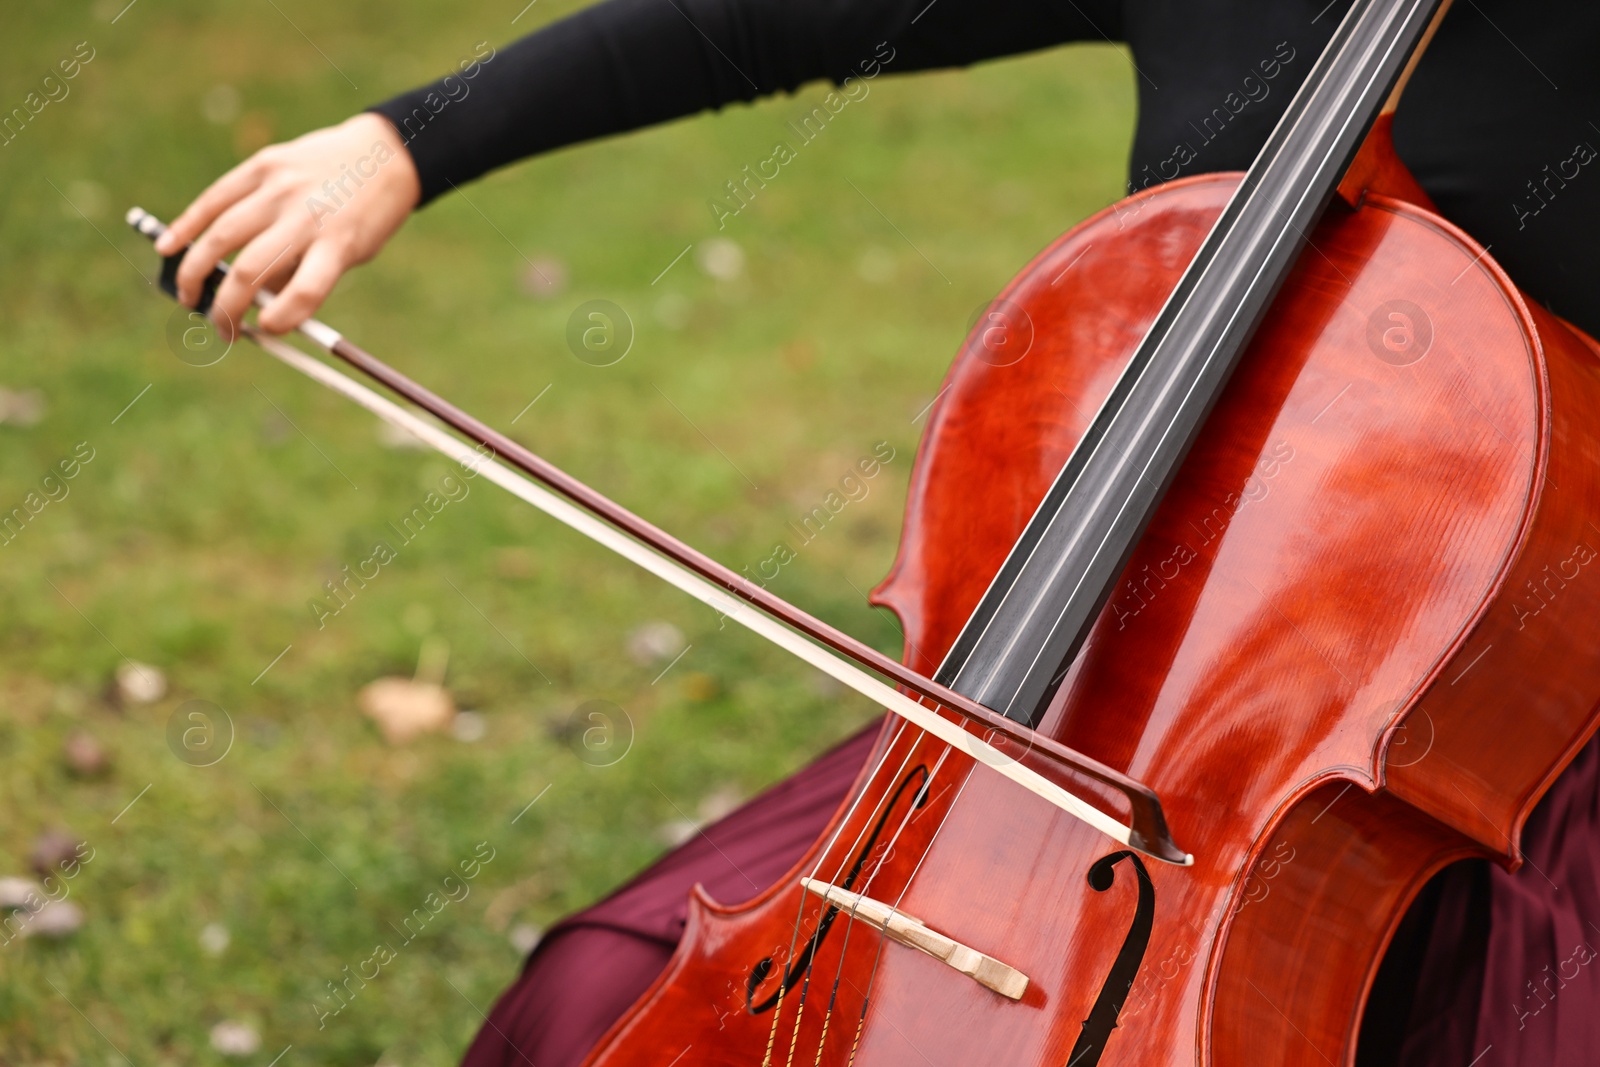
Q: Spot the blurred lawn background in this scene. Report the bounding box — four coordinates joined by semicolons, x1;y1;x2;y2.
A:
0;1;1134;1062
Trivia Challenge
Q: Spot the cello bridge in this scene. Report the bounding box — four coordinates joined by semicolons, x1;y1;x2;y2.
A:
799;877;1029;1000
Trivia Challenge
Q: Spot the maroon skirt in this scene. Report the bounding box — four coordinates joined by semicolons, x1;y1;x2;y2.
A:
461;724;1600;1067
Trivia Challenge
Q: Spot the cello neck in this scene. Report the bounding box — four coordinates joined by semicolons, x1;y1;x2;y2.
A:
937;0;1449;725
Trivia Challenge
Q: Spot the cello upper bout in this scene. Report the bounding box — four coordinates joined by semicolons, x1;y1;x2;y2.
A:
871;174;1241;679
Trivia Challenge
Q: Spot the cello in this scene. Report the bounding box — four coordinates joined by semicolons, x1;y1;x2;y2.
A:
566;0;1600;1062
128;0;1600;1062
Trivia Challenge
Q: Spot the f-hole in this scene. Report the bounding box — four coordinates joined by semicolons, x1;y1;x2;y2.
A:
1068;850;1156;1067
745;764;931;1014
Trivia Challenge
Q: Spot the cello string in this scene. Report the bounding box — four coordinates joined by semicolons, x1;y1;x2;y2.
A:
844;919;894;1067
809;702;1012;900
807;720;915;884
877;725;1006;908
760;716;917;1067
774;730;950;1067
769;725;957;1067
804;744;956;1066
769;648;1006;1056
761;684;1045;1059
836;761;982;1067
806;864;873;1065
848;744;953;901
873;759;981;959
887;759;973;910
828;729;1002;1064
765;703;957;1064
786;745;954;1067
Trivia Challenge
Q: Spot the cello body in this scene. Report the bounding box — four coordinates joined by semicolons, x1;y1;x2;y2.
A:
581;170;1600;1066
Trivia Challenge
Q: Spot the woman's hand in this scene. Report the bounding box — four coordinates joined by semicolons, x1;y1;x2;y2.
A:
155;112;421;340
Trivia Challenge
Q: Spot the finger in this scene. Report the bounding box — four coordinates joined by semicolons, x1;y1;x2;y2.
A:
174;195;276;307
256;251;302;296
209;222;307;340
154;156;268;256
257;241;346;334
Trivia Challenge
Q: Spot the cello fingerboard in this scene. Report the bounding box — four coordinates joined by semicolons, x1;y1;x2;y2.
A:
937;0;1448;726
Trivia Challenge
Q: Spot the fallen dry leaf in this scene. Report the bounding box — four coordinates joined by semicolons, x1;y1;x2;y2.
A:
451;710;487;743
520;256;569;299
29;829;78;878
0;877;43;911
113;660;166;706
63;730;110;778
626;620;685;666
26;901;84;939
209;1020;261;1057
199;922;230;957
358;677;456;745
509;922;543;956
0;387;46;427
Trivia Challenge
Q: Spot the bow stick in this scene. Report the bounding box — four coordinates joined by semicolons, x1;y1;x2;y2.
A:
126;207;1190;866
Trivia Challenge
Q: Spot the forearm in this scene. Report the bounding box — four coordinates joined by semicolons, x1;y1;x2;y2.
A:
369;0;1118;204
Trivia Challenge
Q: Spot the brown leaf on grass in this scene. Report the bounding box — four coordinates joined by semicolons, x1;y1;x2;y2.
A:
681;671;720;703
0;387;46;426
29;829;77;878
626;620;685;666
26;901;84;939
509;923;543;956
209;1020;261;1057
112;660;166;707
63;730;110;778
0;877;43;911
520;256;568;299
357;677;456;745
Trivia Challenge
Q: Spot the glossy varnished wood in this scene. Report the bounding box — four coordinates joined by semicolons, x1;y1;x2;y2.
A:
581;173;1600;1066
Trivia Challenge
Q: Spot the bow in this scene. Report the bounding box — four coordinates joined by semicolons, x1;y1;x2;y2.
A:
125;206;1189;866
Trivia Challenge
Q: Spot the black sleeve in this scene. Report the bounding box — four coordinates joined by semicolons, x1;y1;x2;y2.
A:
369;0;1123;205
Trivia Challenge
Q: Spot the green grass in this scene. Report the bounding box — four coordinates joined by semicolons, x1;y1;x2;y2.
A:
0;2;1135;1062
